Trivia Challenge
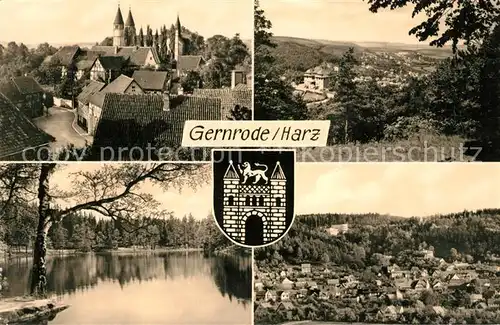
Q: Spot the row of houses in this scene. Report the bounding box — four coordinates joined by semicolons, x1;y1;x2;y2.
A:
255;259;500;319
75;68;250;134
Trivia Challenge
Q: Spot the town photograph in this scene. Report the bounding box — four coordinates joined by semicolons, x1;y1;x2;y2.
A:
0;0;252;161
254;0;500;162
0;163;251;324
253;163;500;324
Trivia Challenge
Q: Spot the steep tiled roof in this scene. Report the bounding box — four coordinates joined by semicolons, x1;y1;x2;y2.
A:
100;74;138;94
0;94;52;159
89;92;105;108
0;77;44;103
77;81;106;105
92;93;222;156
98;56;125;70
90;46;159;67
52;45;80;66
76;59;96;71
177;55;204;71
132;70;169;91
11;77;44;95
192;87;252;120
0;80;23;102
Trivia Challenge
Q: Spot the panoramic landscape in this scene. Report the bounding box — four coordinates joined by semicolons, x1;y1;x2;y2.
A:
253;163;500;324
254;0;500;161
0;163;252;324
0;0;252;161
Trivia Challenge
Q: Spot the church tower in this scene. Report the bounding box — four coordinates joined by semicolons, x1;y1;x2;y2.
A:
174;14;184;62
124;6;136;46
113;5;125;47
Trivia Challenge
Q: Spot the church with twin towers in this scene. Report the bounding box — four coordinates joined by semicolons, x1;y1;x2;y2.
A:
112;4;185;62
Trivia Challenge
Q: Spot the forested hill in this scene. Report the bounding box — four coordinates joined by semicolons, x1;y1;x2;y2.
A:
269;35;453;74
255;209;500;268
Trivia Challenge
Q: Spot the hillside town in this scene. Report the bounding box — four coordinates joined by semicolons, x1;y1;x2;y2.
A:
295;50;440;104
254;220;500;324
0;5;251;161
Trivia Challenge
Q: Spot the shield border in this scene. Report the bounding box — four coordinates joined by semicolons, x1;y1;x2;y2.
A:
211;148;297;248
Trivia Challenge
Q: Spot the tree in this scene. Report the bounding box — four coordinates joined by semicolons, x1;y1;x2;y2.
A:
146;25;153;47
228;105;252;120
180;70;202;93
253;0;309;120
364;0;500;52
138;27;145;47
333;47;359;144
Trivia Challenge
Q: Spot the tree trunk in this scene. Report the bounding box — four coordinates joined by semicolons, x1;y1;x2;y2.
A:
344;112;349;145
30;164;56;297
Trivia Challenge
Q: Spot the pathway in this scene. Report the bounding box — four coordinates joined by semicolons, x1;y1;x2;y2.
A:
33;106;93;152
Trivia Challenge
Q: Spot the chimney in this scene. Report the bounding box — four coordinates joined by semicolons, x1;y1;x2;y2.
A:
231;70;245;89
162;93;170;111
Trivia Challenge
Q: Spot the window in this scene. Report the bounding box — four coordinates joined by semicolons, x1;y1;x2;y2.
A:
276;197;281;207
228;196;234;206
252;196;257;206
259;196;264;206
245;196;250;206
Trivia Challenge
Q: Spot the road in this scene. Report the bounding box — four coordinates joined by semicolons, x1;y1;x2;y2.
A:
33;106;92;152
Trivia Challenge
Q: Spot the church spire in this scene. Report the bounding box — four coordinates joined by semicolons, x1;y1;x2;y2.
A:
125;6;135;27
114;4;124;26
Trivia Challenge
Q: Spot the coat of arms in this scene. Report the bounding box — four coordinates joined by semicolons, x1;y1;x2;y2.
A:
212;149;295;247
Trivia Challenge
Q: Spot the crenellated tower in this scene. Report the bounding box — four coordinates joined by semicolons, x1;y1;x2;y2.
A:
113;5;125;47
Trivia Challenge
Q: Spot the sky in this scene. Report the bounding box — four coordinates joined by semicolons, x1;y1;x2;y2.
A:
0;0;252;44
296;163;500;218
48;162;500;221
260;0;435;44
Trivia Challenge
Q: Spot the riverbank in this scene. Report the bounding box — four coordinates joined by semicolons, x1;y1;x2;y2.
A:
0;297;68;324
5;247;204;258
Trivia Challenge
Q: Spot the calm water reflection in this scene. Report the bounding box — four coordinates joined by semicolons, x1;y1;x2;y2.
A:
2;251;252;324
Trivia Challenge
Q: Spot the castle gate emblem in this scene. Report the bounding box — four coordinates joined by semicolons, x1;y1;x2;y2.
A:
212;149;295;247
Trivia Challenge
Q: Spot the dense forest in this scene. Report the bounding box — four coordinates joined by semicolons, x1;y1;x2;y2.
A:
3;201;231;255
255;209;500;268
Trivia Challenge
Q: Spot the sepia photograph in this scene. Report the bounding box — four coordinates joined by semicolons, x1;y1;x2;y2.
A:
0;0;252;162
254;0;500;162
0;163;252;324
253;163;500;324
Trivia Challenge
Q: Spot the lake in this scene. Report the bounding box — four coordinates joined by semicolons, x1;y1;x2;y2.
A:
1;250;252;325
